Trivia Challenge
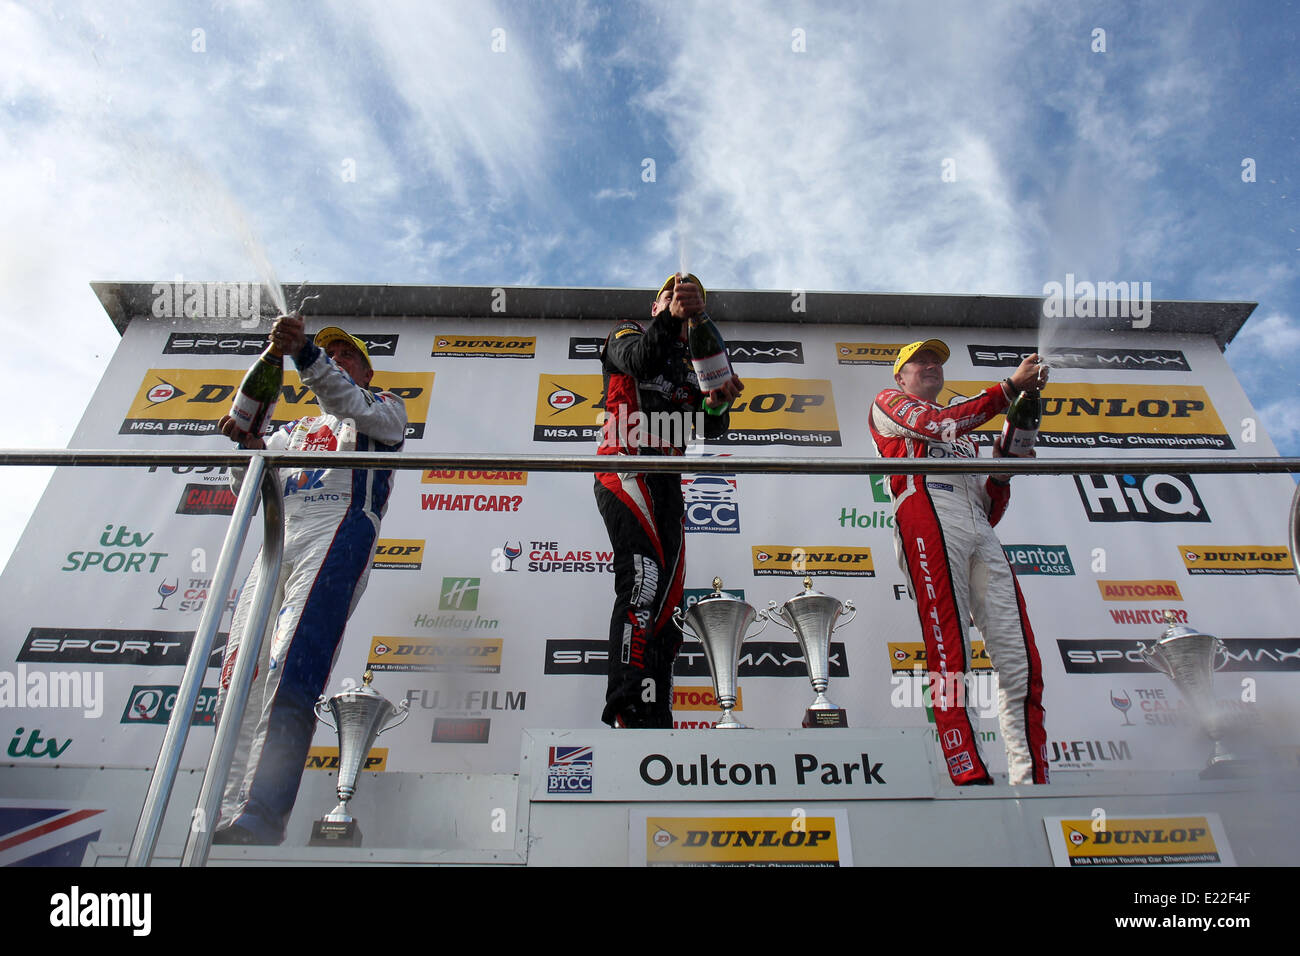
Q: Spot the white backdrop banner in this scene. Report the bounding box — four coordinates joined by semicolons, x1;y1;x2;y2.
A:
1;310;1295;779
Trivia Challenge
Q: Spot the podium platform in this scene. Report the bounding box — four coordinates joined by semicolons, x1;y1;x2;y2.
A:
3;729;1296;866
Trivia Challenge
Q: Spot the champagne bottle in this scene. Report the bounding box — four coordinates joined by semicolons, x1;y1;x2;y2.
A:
997;388;1041;457
228;342;283;438
688;311;733;395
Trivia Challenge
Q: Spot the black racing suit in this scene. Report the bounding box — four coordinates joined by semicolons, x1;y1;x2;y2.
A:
594;310;730;727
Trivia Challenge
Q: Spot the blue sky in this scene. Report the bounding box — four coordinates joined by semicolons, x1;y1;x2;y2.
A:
0;0;1296;561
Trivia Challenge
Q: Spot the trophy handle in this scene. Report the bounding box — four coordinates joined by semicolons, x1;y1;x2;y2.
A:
747;612;770;637
764;601;794;632
673;606;697;639
380;699;411;734
1138;643;1173;680
314;695;336;731
834;600;857;630
1212;638;1230;672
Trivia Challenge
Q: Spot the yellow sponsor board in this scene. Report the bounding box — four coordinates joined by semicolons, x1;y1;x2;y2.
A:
751;545;874;577
888;642;992;672
940;381;1232;450
727;378;841;446
305;746;388;772
534;374;605;442
1179;545;1292;575
1055;816;1223;866
672;685;743;711
367;636;503;673
431;334;536;358
1096;579;1184;601
834;342;908;366
372;539;425;570
643;815;846;866
421;470;528;485
122;368;435;439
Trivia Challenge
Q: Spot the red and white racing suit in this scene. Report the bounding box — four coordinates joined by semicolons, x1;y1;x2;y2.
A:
870;384;1048;786
216;343;406;842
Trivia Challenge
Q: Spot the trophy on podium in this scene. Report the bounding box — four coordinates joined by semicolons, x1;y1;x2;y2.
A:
1140;612;1253;778
673;577;768;729
309;670;409;846
766;576;857;727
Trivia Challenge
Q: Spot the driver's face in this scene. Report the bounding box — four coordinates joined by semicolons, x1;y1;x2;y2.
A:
326;341;372;386
896;349;944;395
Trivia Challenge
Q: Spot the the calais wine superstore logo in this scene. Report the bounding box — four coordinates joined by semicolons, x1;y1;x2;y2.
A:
523;541;614;573
1074;474;1209;523
121;368;434;439
153;577;237;617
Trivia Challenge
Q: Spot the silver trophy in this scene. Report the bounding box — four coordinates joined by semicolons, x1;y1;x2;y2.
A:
767;576;857;727
309;669;410;845
1140;612;1252;778
673;577;768;729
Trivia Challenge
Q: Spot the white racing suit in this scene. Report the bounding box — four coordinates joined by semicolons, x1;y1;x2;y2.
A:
870;384;1048;786
216;343;406;842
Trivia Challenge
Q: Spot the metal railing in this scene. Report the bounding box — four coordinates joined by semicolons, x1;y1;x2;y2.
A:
1;448;1297;865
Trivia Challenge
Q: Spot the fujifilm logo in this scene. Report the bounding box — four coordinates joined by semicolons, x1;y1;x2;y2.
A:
1041;273;1153;328
49;885;151;936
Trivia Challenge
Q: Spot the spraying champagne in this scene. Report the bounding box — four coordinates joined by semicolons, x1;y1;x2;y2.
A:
226;292;321;440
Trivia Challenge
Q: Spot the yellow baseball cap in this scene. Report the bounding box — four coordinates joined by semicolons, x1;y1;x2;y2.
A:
657;273;707;304
314;326;372;372
893;339;950;376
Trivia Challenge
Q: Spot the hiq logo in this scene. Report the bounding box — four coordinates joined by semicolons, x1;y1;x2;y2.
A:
1074;473;1209;523
682;475;740;534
